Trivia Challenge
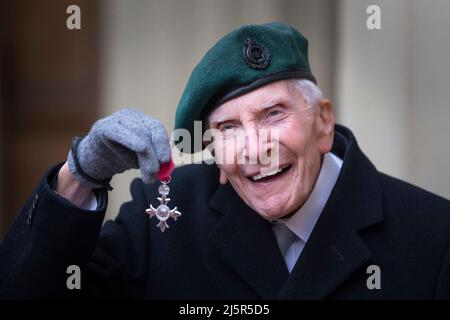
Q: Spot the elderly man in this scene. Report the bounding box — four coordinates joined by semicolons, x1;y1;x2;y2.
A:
1;22;449;299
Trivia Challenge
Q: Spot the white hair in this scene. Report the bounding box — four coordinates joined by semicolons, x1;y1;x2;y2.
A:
291;79;322;110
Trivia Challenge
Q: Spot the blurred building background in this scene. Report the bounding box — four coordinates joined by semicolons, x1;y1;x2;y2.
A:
1;0;449;238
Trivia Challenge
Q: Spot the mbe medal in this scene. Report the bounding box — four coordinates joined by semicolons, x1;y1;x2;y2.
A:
146;160;181;232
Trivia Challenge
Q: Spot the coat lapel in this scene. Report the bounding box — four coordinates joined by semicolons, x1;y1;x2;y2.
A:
208;182;289;299
277;201;373;299
278;126;384;299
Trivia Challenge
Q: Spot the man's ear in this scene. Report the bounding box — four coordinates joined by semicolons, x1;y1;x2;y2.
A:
219;166;228;185
316;99;334;154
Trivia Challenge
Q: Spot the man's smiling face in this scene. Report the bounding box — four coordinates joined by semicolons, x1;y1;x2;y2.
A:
207;80;335;220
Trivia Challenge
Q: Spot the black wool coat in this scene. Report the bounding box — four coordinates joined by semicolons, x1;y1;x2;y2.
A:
1;125;450;299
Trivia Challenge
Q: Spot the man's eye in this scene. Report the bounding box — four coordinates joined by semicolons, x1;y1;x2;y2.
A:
267;109;281;117
219;124;236;131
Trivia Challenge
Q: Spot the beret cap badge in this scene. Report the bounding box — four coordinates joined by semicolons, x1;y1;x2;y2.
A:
242;38;270;70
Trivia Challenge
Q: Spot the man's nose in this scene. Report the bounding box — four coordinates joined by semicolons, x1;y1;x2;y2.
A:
243;126;271;165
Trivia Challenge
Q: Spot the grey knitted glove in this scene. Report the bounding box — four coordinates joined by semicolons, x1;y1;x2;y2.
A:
67;108;171;189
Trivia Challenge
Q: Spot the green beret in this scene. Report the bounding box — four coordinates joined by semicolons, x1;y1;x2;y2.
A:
174;22;316;153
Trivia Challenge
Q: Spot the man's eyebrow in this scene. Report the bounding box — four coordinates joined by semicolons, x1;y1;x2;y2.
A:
208;114;234;124
259;98;279;110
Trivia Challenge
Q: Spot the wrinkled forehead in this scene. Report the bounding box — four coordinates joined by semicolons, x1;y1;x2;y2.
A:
207;80;299;123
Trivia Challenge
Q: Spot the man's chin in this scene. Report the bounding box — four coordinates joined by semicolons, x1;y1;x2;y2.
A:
253;202;290;221
251;195;303;221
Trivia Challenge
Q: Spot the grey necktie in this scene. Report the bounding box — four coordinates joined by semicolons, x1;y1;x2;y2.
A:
272;222;300;272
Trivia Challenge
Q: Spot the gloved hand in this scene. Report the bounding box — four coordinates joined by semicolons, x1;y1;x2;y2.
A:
67;108;172;190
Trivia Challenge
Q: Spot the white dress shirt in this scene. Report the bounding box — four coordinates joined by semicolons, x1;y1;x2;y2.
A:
272;152;343;272
86;191;98;211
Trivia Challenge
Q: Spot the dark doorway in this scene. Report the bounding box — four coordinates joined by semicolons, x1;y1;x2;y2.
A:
0;0;100;239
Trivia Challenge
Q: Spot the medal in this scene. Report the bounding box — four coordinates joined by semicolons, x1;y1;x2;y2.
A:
146;160;181;232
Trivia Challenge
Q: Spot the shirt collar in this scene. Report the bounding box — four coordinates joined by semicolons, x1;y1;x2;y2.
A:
277;152;343;242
